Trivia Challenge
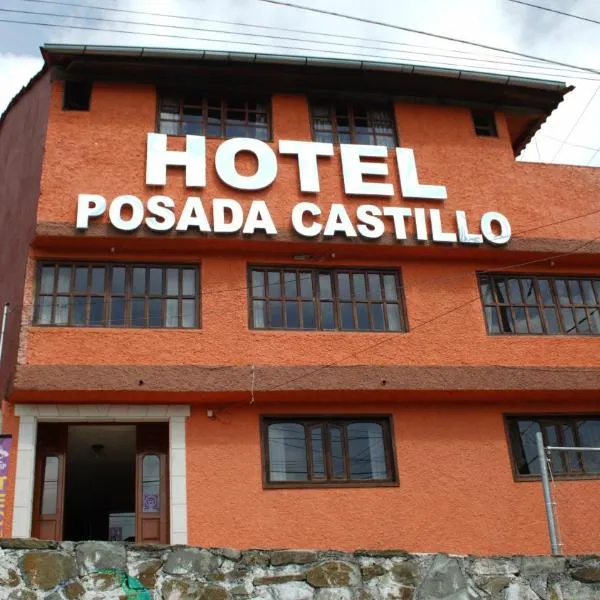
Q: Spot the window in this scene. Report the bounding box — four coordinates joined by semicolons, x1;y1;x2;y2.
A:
507;416;600;479
310;103;397;147
34;263;199;328
479;274;600;335
262;417;397;486
471;109;497;137
249;267;406;332
157;92;270;139
63;81;92;111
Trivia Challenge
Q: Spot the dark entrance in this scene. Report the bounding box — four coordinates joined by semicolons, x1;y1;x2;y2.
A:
32;422;169;543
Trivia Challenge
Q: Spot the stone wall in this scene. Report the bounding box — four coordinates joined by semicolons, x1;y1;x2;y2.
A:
0;540;599;600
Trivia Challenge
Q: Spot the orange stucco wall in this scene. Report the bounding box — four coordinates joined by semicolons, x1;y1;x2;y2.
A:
3;78;599;553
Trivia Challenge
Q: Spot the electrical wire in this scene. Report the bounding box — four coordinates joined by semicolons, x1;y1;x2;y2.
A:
0;10;597;81
254;0;600;76
505;0;600;27
18;0;596;76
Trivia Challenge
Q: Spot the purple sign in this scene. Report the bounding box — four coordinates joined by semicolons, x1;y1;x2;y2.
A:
0;435;12;537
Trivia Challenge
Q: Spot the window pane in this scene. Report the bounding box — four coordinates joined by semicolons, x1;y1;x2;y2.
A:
356;303;370;330
268;423;307;481
252;271;265;297
72;297;86;326
372;304;385;331
310;427;325;478
508;278;523;304
514;307;528;333
581;280;596;305
284;272;297;297
142;455;161;513
268;271;281;297
555;280;569;305
182;270;196;296
89;298;104;326
494;280;508;303
521;279;536;305
285;301;300;328
299;273;313;298
41;456;59;515
590;309;600;334
131;298;145;327
330;427;345;478
166;269;179;296
498;307;514;332
512;420;541;475
386;304;401;331
568;280;583;304
538;279;552;305
353;274;367;300
149;298;162;327
337;274;351;299
561;308;576;334
182;299;196;328
480;280;493;304
110;297;125;326
91;268;105;295
340;302;354;329
383;275;398;300
574;308;590;333
484;306;500;333
368;274;382;300
54;297;69;325
253;300;266;328
318;274;333;299
301;301;316;329
40;267;55;294
57;267;71;294
348;422;387;479
149;268;163;295
165;299;178;328
74;267;88;293
112;267;125;294
132;268;146;295
544;308;560;334
320;302;335;329
527;307;543;334
579;420;600;474
269;301;283;328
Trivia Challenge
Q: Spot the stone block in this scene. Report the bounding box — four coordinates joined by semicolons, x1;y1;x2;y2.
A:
307;562;362;588
504;582;540;600
390;563;418;587
76;541;127;575
164;548;220;576
473;575;513;596
62;581;86;599
133;558;163;589
271;581;315;600
469;558;519;577
21;550;77;591
271;551;319;567
361;564;386;581
254;574;307;586
520;557;566;578
0;538;57;550
7;591;37;600
415;555;469;600
571;559;600;583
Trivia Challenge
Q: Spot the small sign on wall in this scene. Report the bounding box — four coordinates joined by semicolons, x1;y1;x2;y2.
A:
0;435;12;537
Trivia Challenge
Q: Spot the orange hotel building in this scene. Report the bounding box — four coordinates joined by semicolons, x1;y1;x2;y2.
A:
0;44;599;555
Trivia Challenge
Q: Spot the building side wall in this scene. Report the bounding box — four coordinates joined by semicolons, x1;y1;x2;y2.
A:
0;72;51;399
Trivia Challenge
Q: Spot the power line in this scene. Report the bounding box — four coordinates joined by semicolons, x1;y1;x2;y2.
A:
18;0;595;76
538;133;600;153
0;8;594;80
254;0;600;76
550;83;600;162
505;0;600;26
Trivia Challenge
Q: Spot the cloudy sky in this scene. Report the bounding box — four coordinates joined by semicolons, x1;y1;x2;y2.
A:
0;0;598;165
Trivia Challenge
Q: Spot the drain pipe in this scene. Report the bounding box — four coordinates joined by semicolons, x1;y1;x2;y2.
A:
0;303;8;368
536;431;561;555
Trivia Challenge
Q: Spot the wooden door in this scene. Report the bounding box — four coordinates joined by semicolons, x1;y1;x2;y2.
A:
135;424;169;544
32;424;67;541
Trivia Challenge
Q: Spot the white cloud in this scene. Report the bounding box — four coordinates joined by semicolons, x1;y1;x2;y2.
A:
0;53;43;118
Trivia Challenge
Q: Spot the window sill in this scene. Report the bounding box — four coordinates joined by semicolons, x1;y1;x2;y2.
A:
263;480;399;489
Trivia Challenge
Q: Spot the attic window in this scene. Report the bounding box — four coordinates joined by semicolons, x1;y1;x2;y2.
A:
63;81;92;111
471;109;497;137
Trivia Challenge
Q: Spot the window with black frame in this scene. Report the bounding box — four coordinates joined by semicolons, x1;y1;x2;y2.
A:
249;267;406;332
507;416;600;479
262;417;397;486
157;92;270;140
310;103;397;147
478;274;600;335
34;263;199;328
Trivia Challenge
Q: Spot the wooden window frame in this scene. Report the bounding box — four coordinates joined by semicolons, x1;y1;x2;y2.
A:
260;415;399;488
248;266;408;333
156;91;272;141
478;273;600;336
471;109;498;137
309;102;398;146
34;262;201;329
505;414;600;481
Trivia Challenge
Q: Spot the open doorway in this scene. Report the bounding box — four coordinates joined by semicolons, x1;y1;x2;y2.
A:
64;425;136;541
32;422;169;543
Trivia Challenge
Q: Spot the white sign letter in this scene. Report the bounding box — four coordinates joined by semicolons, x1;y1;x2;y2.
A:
146;133;206;188
323;204;357;238
243;200;277;235
340;145;394;196
109;195;145;231
456;210;483;244
383;207;412;240
76;194;106;229
291;202;322;237
357;205;385;239
481;212;511;245
430;209;457;243
396;148;447;201
213;199;244;233
176;197;211;232
215;138;277;191
279;140;334;193
146;195;176;231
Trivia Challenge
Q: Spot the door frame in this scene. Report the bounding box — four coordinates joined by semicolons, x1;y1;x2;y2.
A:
12;404;190;544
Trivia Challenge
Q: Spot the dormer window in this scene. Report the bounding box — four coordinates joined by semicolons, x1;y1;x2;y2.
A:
157;92;271;140
471;109;498;137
